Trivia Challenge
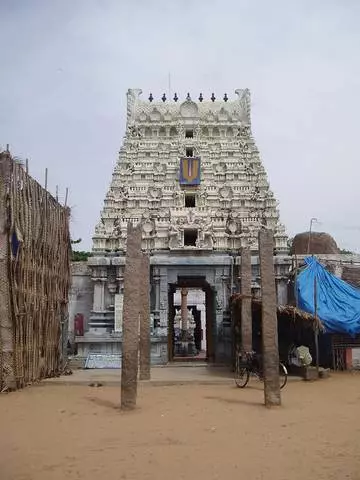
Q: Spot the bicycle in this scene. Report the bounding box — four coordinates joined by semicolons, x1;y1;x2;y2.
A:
234;350;288;389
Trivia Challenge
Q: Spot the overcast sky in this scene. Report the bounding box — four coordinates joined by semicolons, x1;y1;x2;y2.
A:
1;0;359;252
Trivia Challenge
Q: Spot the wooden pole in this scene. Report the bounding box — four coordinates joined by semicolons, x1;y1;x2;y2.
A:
139;252;151;381
314;276;320;375
121;223;142;410
240;247;252;353
259;229;281;407
44;168;48;191
64;188;69;207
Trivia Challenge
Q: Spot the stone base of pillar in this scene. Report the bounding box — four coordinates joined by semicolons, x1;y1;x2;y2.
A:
75;335;168;365
88;311;115;334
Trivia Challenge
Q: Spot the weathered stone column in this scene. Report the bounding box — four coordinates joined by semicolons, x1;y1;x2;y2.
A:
259;229;281;407
180;288;188;330
198;304;206;351
240;247;252;353
139;252;151;380
93;279;106;312
114;269;124;333
153;267;160;328
121;223;142;411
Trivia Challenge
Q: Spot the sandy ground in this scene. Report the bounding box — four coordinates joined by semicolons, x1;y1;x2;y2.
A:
1;373;360;480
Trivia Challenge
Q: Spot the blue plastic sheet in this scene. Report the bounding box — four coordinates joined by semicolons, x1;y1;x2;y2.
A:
296;256;360;336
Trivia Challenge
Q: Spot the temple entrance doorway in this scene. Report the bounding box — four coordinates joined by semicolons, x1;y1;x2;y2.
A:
168;277;215;363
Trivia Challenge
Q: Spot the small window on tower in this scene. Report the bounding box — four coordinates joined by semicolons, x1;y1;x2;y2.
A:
186;148;194;157
185;129;194;138
185;193;196;208
184;229;198;246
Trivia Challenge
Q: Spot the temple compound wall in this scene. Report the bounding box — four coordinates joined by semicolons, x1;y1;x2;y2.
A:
72;88;291;365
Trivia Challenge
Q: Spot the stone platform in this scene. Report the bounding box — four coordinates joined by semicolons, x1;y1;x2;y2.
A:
42;366;234;387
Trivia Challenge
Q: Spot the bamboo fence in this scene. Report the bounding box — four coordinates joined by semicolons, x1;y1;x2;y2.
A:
0;151;71;392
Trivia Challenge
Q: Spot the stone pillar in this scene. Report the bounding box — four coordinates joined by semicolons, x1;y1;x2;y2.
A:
89;273;108;333
121;223;142;411
276;279;288;305
139;253;151;380
93;279;105;312
214;286;223;361
114;270;124;333
153;267;160;328
241;248;252;353
181;288;188;330
259;230;281;407
158;268;168;332
114;293;124;333
197;304;206;351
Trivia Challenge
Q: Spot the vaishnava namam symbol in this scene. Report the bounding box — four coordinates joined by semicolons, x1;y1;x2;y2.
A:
179;157;201;185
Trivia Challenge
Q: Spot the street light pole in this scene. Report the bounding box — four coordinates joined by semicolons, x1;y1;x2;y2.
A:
307;218;318;254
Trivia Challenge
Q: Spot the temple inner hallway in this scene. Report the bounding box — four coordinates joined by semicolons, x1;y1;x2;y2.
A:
173;288;207;359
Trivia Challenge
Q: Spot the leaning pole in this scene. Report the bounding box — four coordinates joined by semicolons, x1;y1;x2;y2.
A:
258;229;281;407
121;223;142;410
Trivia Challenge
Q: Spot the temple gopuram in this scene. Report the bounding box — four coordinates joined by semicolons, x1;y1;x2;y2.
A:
73;88;290;365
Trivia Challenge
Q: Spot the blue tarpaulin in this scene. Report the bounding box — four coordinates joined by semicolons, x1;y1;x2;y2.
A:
296;256;360;336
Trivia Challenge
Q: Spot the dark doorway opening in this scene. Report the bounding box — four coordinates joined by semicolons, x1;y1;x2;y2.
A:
168;277;215;363
185;193;196;208
184;229;197;246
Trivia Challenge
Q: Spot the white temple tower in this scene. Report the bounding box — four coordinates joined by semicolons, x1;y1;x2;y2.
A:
77;89;289;364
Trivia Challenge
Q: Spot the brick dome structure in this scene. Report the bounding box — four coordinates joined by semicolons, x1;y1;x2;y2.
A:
290;232;339;255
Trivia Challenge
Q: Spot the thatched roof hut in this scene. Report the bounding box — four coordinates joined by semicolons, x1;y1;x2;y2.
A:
230;294;324;365
230;294;323;331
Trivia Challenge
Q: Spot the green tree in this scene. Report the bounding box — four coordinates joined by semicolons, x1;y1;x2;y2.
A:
70;239;91;261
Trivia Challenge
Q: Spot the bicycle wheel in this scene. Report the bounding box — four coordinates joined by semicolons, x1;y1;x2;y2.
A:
234;356;250;388
279;363;288;389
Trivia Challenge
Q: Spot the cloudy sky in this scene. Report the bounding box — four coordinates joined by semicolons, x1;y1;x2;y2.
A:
1;0;359;251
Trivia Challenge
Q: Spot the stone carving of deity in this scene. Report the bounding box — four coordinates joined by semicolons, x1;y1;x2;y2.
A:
142;218;155;236
219;185;233;200
244;163;255;176
197;187;207;206
198;217;215;248
120;163;134;176
226;213;238;235
127;125;142;138
187;209;196;224
112;218;123;237
148;187;162;200
176;123;185;137
174;309;181;330
154;162;166;174
118;186;128;200
173;189;184;207
250;186;261;202
168;223;182;248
